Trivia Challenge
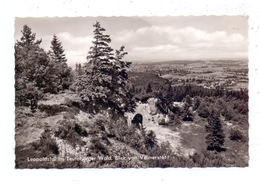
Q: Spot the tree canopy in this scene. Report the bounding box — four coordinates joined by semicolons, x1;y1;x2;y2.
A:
15;25;73;110
73;21;135;115
48;35;73;91
205;108;225;152
15;25;47;108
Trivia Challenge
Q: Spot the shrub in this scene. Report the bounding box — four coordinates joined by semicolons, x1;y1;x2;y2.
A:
64;96;85;110
63;106;80;119
74;123;88;136
32;128;59;156
222;107;236;121
89;137;109;156
197;102;210;118
144;130;157;149
54;120;87;146
182;114;193;121
190;150;234;167
122;126;145;153
193;96;201;111
88;117;107;135
106;116;149;153
169;115;181;126
38;104;67;116
229;128;246;142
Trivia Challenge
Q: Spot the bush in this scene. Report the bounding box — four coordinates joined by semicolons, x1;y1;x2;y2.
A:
54;120;87;146
38;104;68;116
229;128;246;142
197;102;210;118
121;125;145;153
222;107;236;121
63;106;80;119
106;116;150;154
168;115;181;126
74;123;88;136
193;96;201;111
144;130;157;149
89;137;109;156
64;96;85;110
32;128;59;156
88;117;107;135
190;150;234;167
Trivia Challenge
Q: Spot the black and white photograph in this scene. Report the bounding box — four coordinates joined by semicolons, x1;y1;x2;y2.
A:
14;16;249;168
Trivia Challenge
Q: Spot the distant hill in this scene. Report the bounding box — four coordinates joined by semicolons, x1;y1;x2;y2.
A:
131;58;248;66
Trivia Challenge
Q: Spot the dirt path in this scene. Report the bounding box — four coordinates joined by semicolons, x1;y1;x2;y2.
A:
144;121;182;153
126;101;195;157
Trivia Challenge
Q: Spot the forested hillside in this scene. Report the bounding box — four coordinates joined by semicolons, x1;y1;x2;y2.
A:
15;22;248;168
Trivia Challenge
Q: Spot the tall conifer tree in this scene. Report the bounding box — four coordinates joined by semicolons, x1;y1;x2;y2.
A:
15;25;48;108
49;35;72;91
74;21;135;114
205;108;225;152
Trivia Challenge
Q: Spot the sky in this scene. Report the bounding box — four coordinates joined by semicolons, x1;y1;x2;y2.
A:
15;16;248;67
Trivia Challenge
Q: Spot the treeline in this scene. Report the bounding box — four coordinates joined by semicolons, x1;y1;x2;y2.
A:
170;84;248;102
129;81;248;103
127;79;248;152
15;22;135;116
15;25;73;111
127;73;248;123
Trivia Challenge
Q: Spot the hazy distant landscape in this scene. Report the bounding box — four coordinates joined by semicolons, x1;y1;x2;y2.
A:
15;17;248;168
130;59;248;90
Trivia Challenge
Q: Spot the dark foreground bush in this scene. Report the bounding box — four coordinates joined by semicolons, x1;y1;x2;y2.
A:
38;104;68;116
190;150;236;167
54;120;87;147
229;128;247;142
89;137;109;156
32;128;59;156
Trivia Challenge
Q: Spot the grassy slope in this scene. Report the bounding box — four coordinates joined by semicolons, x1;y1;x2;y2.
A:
15;89;248;168
15;92;149;168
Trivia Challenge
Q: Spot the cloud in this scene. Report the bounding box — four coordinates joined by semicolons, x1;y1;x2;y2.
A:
57;32;92;51
41;32;93;66
38;26;247;66
114;25;247;60
115;26;245;46
132;44;178;53
56;32;93;66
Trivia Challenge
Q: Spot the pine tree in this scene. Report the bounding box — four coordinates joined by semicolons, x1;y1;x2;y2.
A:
15;25;47;108
75;63;84;76
87;21;114;75
193;96;201;111
74;21;135;114
205;108;225;152
50;35;67;63
146;83;153;94
78;63;83;75
15;25;42;82
197;102;210;118
48;35;73;91
184;95;192;106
